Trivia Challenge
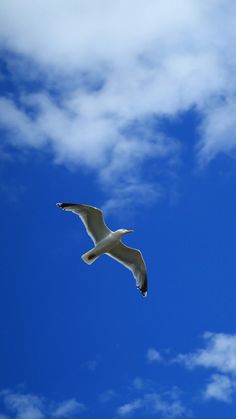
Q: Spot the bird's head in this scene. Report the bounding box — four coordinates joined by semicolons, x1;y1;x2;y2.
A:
117;228;134;236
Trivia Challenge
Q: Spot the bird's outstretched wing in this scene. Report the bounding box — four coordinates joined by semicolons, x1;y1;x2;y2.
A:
107;242;147;296
56;203;111;244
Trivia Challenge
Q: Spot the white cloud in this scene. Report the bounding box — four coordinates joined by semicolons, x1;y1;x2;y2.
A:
1;1;236;205
0;390;85;419
117;399;142;416
198;100;236;164
0;390;45;419
177;332;236;375
204;374;236;403
144;391;190;418
147;348;162;363
176;332;236;403
52;399;85;417
117;388;190;418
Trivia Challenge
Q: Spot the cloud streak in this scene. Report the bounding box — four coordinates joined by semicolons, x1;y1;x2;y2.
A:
0;389;85;419
116;388;190;418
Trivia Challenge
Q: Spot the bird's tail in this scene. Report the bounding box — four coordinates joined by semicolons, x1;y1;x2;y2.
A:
81;248;100;265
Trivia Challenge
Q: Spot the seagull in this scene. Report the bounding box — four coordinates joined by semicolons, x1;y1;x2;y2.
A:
56;203;147;296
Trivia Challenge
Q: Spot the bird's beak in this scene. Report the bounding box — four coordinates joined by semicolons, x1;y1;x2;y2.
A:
126;229;134;234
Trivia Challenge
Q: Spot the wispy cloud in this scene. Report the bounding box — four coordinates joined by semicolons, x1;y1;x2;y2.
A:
131;377;146;391
0;389;85;419
144;332;236;405
204;374;236;403
0;390;45;419
52;398;85;417
176;332;236;402
176;332;236;375
1;1;236;206
198;99;236;164
146;348;162;363
99;389;117;404
116;387;190;418
117;398;142;416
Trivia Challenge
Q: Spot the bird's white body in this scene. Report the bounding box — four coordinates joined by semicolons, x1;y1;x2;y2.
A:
56;203;147;296
82;230;127;264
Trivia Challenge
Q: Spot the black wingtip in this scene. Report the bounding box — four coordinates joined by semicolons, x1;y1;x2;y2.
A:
139;273;147;297
56;202;74;209
140;289;148;297
137;285;147;297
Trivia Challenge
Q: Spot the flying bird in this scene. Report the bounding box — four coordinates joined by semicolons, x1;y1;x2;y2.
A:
56;203;147;296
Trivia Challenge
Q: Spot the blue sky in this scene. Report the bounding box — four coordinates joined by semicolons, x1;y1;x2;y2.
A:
1;1;236;418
